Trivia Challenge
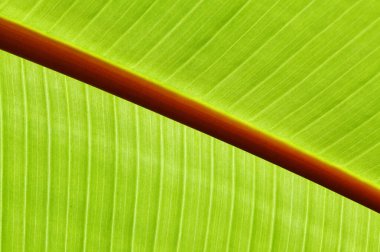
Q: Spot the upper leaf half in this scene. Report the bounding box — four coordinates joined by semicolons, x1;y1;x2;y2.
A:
1;0;380;209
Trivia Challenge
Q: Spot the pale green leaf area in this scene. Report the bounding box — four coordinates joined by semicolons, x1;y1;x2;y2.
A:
1;50;380;250
2;0;380;187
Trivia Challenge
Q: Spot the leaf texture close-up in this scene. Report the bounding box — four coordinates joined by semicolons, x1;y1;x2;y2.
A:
1;0;380;251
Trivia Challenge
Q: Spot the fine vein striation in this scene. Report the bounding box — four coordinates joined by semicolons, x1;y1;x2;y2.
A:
1;49;380;251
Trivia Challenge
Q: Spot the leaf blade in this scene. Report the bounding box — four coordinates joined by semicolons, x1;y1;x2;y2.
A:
1;49;380;251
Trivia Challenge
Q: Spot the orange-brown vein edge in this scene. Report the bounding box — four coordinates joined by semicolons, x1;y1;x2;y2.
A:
1;17;379;213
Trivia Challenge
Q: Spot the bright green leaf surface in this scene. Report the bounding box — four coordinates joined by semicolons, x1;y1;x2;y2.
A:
1;50;380;251
1;0;380;188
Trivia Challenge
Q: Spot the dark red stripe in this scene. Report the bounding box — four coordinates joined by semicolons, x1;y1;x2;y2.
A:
1;18;379;213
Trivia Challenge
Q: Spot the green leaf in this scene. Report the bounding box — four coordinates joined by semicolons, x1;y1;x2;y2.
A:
1;0;380;250
1;0;380;193
1;49;380;251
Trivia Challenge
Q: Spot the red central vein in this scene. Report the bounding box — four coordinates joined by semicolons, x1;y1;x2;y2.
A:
1;18;379;213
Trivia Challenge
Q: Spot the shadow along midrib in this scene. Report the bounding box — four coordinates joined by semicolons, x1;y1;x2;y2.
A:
1;17;379;213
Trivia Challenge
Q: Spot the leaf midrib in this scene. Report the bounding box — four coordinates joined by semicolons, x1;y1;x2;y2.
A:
1;17;379;213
